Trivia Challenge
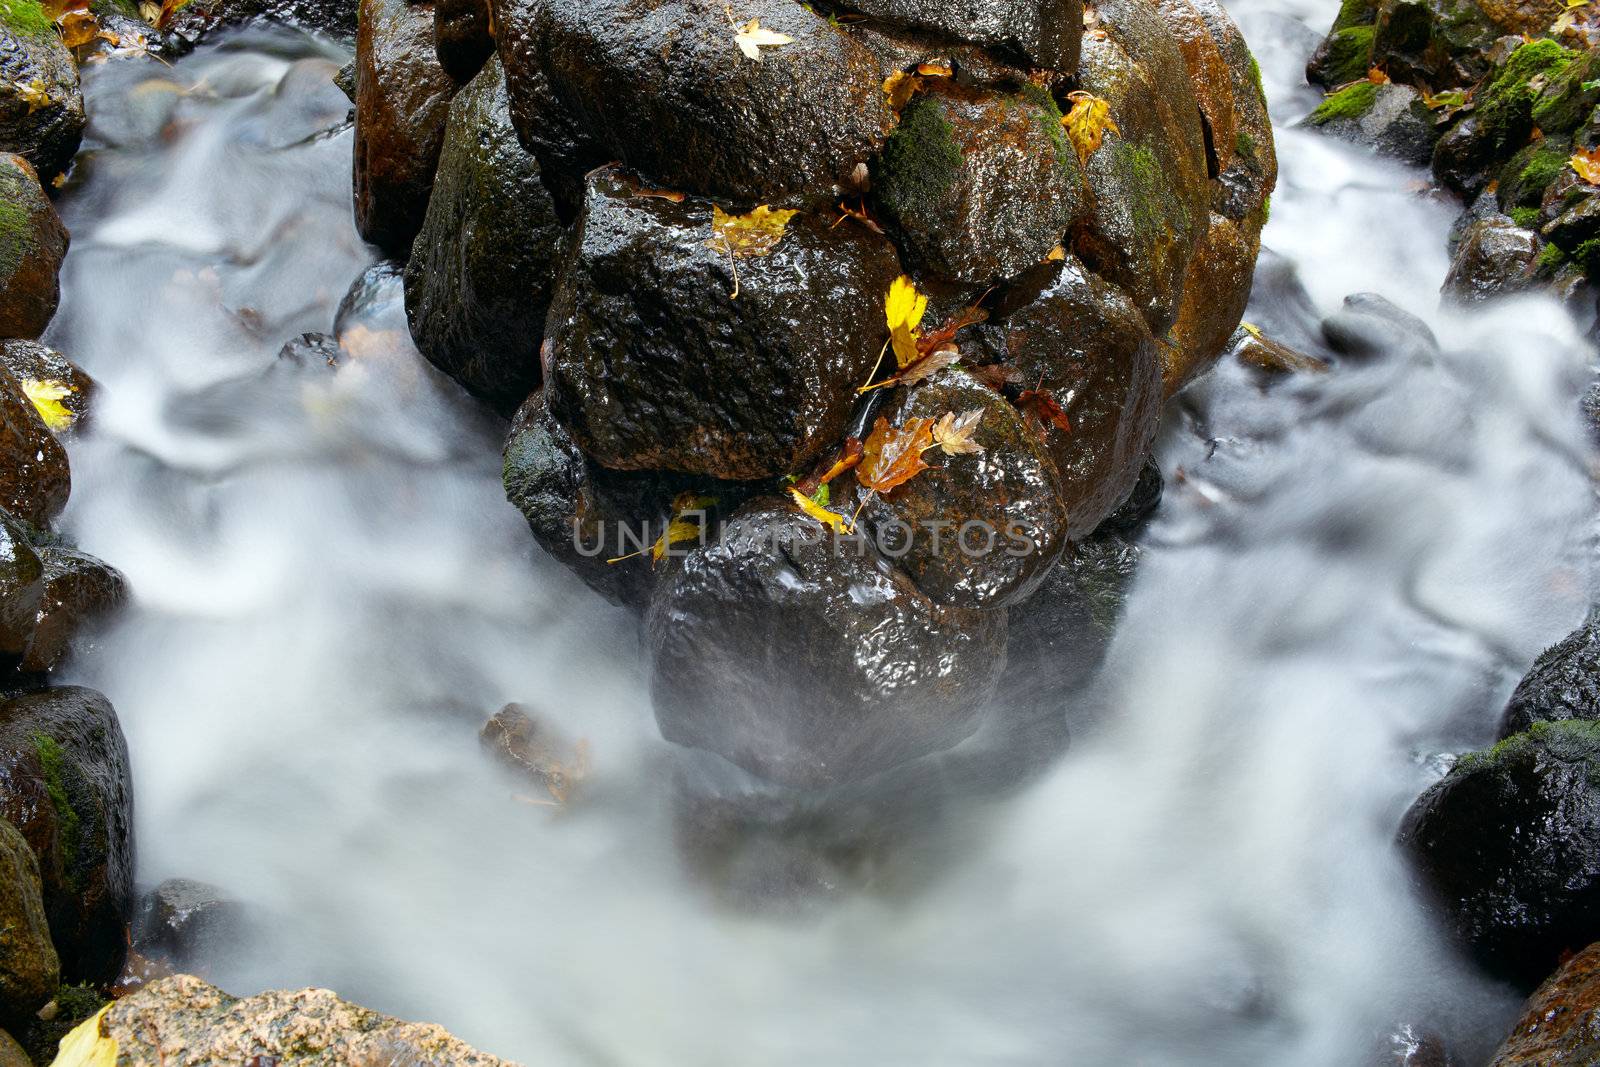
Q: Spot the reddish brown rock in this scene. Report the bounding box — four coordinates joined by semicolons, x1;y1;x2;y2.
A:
0;370;68;529
0;155;67;341
1490;940;1600;1065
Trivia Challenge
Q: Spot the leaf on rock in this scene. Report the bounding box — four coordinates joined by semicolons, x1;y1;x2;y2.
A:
884;274;928;371
1062;91;1119;163
1572;145;1600;185
1017;387;1071;436
1366;66;1389;84
22;378;75;432
932;408;985;455
706;204;798;259
882;62;953;110
733;17;794;61
651;492;717;564
858;416;934;493
789;486;851;533
12;78;54;114
816;437;864;486
970;363;1023;392
52;1006;117;1067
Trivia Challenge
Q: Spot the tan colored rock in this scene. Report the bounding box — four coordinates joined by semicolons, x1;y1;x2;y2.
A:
0;1029;27;1067
1490;940;1600;1064
96;974;519;1065
0;816;57;1030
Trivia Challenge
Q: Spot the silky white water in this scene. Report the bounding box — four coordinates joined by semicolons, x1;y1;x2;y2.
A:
37;8;1600;1064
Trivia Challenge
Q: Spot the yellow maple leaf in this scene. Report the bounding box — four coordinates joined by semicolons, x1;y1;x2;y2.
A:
884;275;927;370
12;78;54;114
1061;91;1119;163
650;492;717;564
21;378;75;432
1572;146;1600;185
788;486;850;533
51;1005;117;1067
704;204;797;298
733;17;793;61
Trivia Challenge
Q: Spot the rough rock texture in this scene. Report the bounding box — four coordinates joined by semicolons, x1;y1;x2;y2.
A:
1489;940;1600;1065
352;0;455;256
970;256;1162;538
133;878;245;971
0;511;40;662
1073;0;1211;334
94;974;516;1065
871;87;1083;286
545;171;901;480
0;815;56;1029
1398;720;1600;989
434;0;493;83
491;0;896;204
849;0;1081;70
160;0;359;52
404;58;564;410
1499;613;1600;738
0;686;133;985
649;498;1007;788
860;368;1068;609
0;1029;25;1067
0;13;85;182
1443;215;1539;302
1304;82;1440;166
21;546;127;673
0;339;94;423
0;371;67;529
0;154;68;341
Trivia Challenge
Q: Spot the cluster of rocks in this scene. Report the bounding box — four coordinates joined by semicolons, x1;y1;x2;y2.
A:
351;0;1276;808
1302;0;1600;312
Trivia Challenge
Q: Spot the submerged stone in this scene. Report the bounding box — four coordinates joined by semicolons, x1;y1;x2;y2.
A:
1489;940;1600;1065
133;878;246;972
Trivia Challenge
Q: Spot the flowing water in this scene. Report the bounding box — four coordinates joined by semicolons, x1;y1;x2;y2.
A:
35;6;1600;1064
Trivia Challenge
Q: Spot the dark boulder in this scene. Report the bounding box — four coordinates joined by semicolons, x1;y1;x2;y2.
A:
970;256;1162;538
433;0;492;84
21;547;127;674
1488;940;1600;1065
0;154;68;341
0;370;68;529
871;86;1084;286
491;0;895;203
1442;215;1538;303
859;368;1069;609
0;339;94;425
1167;211;1262;397
0;9;85;182
1303;82;1440;167
0;686;133;985
404;57;564;411
1073;0;1210;334
1365;0;1501;91
0;815;55;1030
544;171;901;480
846;0;1081;72
1398;720;1600;989
648;498;1007;788
0;512;41;663
133;878;246;972
333;260;403;337
1320;292;1439;358
352;0;455;256
160;0;358;52
1499;612;1600;738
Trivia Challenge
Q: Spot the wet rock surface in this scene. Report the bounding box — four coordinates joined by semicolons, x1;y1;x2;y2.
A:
352;0;455;256
0;686;133;985
95;974;515;1065
1499;612;1600;737
0;371;68;529
851;0;1081;71
21;546;127;674
0;815;56;1030
0;16;85;182
545;172;901;480
1304;82;1440;166
648;498;1007;788
0;339;93;423
160;0;358;52
1489;940;1600;1065
0;154;68;342
1398;720;1600;989
133;878;245;972
404;57;563;411
433;0;492;83
1443;214;1539;301
0;513;40;664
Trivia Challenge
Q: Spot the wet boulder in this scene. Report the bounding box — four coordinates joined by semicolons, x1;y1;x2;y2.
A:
1398;720;1600;989
1365;0;1502;91
0;512;40;663
0;8;85;182
491;0;895;203
0;371;68;529
0;339;94;424
1498;612;1600;738
859;368;1069;609
94;974;515;1065
1320;291;1440;358
0;154;68;341
433;0;492;83
1488;940;1600;1065
404;57;564;411
352;0;455;256
1073;0;1210;334
1442;215;1538;302
20;547;127;674
1303;82;1440;167
1167;212;1263;397
847;0;1081;72
160;0;358;52
969;256;1162;538
132;879;245;972
1432;40;1578;197
0;686;134;985
544;171;901;480
870;86;1084;286
648;498;1007;788
0;815;56;1030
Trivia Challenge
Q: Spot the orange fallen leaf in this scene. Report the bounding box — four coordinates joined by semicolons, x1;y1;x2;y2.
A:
858;416;934;493
1018;386;1071;436
1572;145;1600;185
1062;91;1119;163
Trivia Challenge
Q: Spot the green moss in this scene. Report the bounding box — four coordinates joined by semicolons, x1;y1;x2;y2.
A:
1261;195;1271;224
0;192;28;280
1497;136;1571;209
1317;26;1376;87
1532;50;1600;136
1120;143;1170;235
1018;84;1075;177
1308;80;1379;125
1235;129;1257;161
1477;40;1578;150
1574;236;1600;273
873;96;963;219
1332;0;1376;31
31;732;81;891
1510;205;1541;228
1455;719;1600;777
19;983;108;1064
0;0;53;37
1537;241;1568;271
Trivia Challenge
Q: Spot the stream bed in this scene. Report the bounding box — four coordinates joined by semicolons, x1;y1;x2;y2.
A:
35;4;1600;1064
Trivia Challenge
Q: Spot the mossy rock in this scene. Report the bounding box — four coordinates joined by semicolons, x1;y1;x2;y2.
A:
1531;49;1600;136
1308;80;1379;125
1497;134;1572;211
0;10;85;181
0;815;56;1031
0;155;68;341
1476;40;1577;151
17;982;107;1065
1309;25;1375;87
